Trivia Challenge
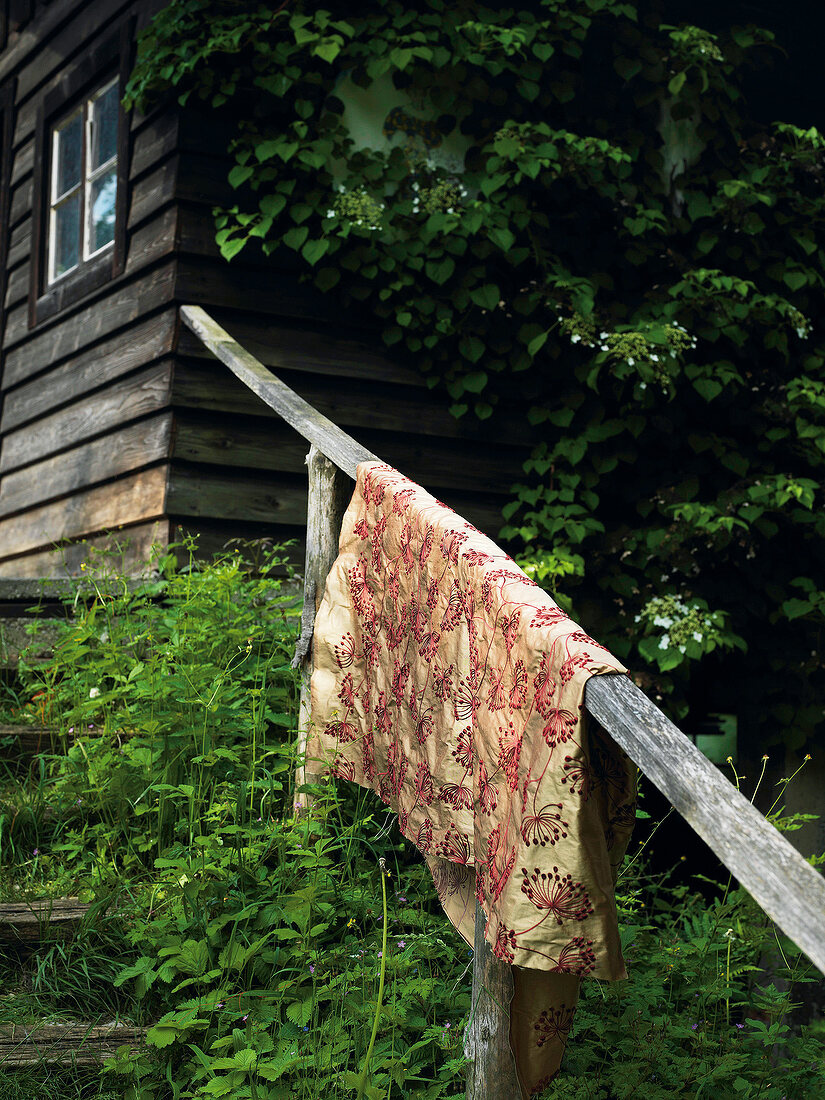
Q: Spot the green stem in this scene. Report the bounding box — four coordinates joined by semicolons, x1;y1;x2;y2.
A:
356;857;389;1100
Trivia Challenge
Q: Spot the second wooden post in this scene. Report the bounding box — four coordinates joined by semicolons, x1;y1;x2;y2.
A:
292;444;349;813
465;899;522;1099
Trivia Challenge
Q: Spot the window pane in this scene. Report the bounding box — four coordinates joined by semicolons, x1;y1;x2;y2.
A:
90;82;119;170
89;168;117;253
51;194;80;279
54;113;82;198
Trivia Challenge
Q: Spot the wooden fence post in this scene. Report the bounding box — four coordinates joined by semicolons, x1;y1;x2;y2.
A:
292;444;349;813
465;899;522;1100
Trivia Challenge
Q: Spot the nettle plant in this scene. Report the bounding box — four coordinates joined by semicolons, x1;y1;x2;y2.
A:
126;1;825;746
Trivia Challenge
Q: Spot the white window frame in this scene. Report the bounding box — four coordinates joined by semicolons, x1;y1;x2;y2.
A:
47;77;119;285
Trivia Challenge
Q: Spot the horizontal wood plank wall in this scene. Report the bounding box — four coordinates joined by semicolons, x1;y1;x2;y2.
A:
165;112;534;554
0;0;174;574
0;519;170;577
0;18;534;577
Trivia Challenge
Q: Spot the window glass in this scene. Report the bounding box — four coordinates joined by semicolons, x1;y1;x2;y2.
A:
89;169;117;252
54;112;82;198
90;82;118;170
52;194;81;278
47;79;120;286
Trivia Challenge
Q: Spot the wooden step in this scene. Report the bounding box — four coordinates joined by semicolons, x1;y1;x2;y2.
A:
0;725;63;758
0;898;90;943
0;1023;145;1066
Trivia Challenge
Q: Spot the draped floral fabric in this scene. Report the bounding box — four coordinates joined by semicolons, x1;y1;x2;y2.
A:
311;460;635;968
310;462;635;1090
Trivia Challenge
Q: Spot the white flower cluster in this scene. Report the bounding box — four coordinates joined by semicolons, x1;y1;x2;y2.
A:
636;594;718;656
327;185;385;231
411;177;469;216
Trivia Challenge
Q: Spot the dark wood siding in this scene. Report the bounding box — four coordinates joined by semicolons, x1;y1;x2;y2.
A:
0;1;532;577
0;0;175;575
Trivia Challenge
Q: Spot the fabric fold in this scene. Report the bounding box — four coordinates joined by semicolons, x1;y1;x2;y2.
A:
310;462;636;1091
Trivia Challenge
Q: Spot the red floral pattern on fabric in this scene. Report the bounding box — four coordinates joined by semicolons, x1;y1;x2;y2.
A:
310;463;636;982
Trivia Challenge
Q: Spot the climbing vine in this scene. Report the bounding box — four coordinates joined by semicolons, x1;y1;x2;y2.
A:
126;1;825;750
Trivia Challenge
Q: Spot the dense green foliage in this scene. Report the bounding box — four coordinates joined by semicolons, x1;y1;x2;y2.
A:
1;547;822;1098
125;0;825;749
2;545;470;1100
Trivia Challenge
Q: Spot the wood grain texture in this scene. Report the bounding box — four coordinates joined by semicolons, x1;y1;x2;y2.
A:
0;520;170;578
6;217;30;269
124;206;179;276
2;260;176;368
0;362;172;473
127;157;176;231
464;900;521;1100
8;172;31;226
1;311;176;431
0;620;61;670
0;414;173;518
10;0;136;102
585;674;825;977
294;446;351;811
180;306;378;478
178;309;426;388
174;356;534;446
0;0;135;87
176;260;333;324
172;414;519;498
3;259;28;310
0;1023;145;1065
167;466;307;526
0;726;61;756
0;466;168;559
129;112;180;182
0;897;89;942
9;135;33;188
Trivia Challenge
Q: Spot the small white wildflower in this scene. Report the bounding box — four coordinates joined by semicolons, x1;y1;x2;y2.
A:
571;334;581;344
639;381;647;390
326;209;335;218
89;687;100;699
659;634;671;650
627;357;635;366
693;631;703;643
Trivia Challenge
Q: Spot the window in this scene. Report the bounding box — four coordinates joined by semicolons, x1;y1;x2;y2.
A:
29;19;133;328
49;79;119;284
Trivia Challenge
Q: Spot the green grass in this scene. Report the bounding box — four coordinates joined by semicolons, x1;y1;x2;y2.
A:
0;539;821;1100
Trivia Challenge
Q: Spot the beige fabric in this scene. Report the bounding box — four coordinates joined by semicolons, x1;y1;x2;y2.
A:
310;463;636;1091
510;969;581;1096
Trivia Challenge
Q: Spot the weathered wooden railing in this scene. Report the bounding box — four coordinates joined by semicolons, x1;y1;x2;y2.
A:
180;305;825;1099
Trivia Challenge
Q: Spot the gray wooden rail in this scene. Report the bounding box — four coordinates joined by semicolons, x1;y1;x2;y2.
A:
181;305;825;1097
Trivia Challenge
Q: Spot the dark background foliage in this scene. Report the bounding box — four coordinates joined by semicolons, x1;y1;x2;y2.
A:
125;1;825;854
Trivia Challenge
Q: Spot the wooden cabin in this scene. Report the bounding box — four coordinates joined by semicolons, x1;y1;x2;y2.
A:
0;0;533;579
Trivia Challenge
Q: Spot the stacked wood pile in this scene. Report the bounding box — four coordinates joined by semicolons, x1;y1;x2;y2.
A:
0;1023;145;1066
0;719;146;1068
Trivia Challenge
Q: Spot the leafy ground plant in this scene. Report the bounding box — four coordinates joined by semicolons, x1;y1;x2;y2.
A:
541;769;825;1100
2;542;469;1100
1;542;822;1098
